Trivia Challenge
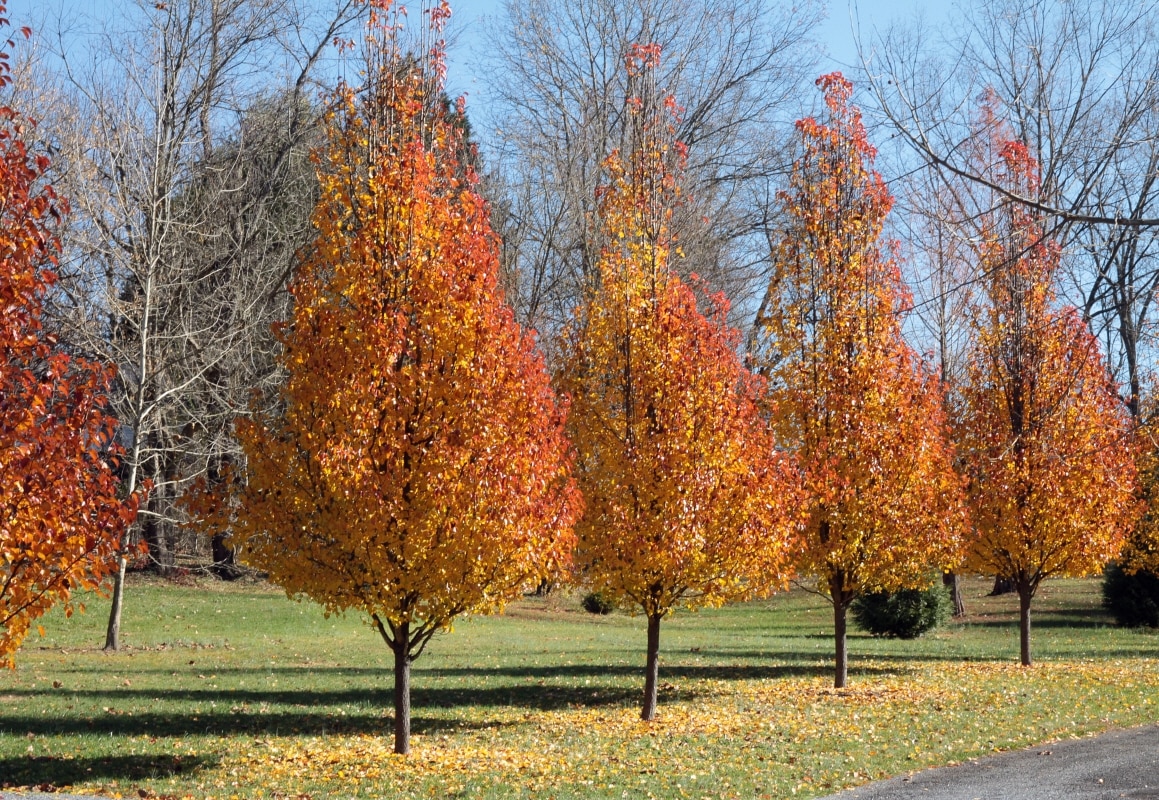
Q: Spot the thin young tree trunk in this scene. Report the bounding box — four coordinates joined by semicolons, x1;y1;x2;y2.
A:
103;555;127;650
393;621;412;754
641;613;661;721
105;448;142;651
833;596;848;689
1018;584;1033;667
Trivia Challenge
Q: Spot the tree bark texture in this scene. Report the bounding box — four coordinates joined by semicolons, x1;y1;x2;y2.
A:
827;570;856;689
393;622;412;754
1018;585;1033;667
641;613;661;721
990;574;1016;596
943;571;966;617
103;555;127;650
833;596;849;688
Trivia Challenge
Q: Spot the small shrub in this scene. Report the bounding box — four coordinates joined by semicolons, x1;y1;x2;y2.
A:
582;591;614;615
852;584;951;639
1102;562;1159;628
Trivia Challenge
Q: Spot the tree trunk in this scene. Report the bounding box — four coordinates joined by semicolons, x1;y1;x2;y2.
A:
393;621;412;755
142;504;174;577
641;613;661;721
1018;584;1033;667
989;574;1016;596
833;595;848;689
943;571;965;617
210;532;242;580
103;554;127;650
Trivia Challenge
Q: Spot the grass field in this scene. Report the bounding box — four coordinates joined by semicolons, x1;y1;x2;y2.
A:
1;574;1157;799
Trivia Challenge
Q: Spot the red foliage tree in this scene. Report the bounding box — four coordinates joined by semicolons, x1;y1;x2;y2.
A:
194;1;580;754
755;74;966;688
958;137;1138;666
0;5;139;666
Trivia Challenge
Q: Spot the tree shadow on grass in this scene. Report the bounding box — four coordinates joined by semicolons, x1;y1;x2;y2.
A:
87;657;915;683
0;752;215;789
419;659;910;681
0;705;509;739
676;648;993;665
80;659;883;683
3;679;643;710
963;615;1116;631
0;680;644;740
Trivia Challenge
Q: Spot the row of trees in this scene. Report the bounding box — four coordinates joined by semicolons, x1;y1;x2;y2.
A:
7;0;1156;646
0;0;1152;757
196;4;1137;754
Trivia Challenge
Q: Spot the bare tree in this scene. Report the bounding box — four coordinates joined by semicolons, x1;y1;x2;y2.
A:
30;0;360;649
863;0;1159;417
482;0;823;338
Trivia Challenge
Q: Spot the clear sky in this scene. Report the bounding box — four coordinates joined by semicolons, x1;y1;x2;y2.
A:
438;0;950;94
3;0;953;136
5;0;953;75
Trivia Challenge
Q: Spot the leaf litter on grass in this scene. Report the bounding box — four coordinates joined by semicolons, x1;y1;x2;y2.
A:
47;657;1151;800
6;579;1158;799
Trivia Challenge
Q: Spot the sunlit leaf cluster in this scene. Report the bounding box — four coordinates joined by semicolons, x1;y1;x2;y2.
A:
210;0;580;680
959;136;1138;598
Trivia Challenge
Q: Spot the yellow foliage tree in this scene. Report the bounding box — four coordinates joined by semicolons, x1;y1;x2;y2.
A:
559;45;802;721
197;1;580;754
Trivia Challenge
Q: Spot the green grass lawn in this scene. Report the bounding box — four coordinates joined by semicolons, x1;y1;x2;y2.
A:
2;575;1157;799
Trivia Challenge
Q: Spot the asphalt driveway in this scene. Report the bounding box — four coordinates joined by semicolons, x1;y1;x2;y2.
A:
816;724;1159;800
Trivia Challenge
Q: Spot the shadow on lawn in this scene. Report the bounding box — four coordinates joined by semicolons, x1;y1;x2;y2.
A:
0;708;493;739
0;678;644;739
202;655;909;681
420;656;914;681
962;614;1116;630
105;657;917;682
0;752;215;789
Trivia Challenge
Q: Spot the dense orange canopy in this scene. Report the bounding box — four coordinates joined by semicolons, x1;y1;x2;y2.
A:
756;73;966;687
559;46;801;719
202;0;580;753
957;137;1138;665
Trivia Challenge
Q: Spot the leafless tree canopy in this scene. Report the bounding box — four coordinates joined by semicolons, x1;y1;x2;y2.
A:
482;0;823;339
17;0;362;645
864;0;1159;417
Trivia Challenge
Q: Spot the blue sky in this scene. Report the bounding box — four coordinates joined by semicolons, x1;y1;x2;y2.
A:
6;0;951;75
438;0;949;94
4;0;953;134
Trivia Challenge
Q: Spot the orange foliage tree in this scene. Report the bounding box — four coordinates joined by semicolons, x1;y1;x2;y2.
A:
558;45;801;721
958;138;1138;667
754;74;965;688
200;1;580;754
0;8;140;666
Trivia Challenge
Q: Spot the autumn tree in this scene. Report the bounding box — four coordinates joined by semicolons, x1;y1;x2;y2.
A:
0;7;139;666
754;74;965;689
559;45;801;721
199;0;580;755
958;137;1138;667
